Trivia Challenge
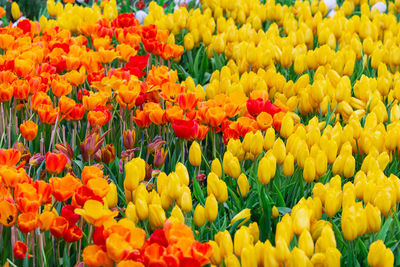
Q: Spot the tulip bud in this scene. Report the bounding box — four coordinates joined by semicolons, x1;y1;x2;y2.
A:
264;127;276;150
125;202;138;224
215;230;233;258
205;194;218;222
299;230;314;258
104;182;117;209
153;148;168;169
124;161;139;191
275;237;290;263
11;2;21;20
293;207;310;235
225;254;240;267
167;172;181;200
281;113;294;139
368;240;392;267
272;206;279;219
241;245;257;267
234;227;253;257
101;144;116;164
189;141;201;166
343;155;355;178
230;209;251;229
258;157;273;184
149;204;166;229
283;153;295;177
135;196;148;221
170;205;184;223
123;129;135;149
194;204;206;227
237;173;250;197
175;163;189;186
248;222;259;243
211;158;222;178
209;240;222;265
315;150;327;177
303;156;316;182
324;189;342;218
184;33;194;50
250;131;264;156
180;187;192;213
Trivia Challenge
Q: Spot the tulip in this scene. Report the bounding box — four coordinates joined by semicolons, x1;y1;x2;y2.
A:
250;131;263;156
0;200;17;227
11;2;21;20
293;207;310;235
303;156;316;182
258;157;274;184
50;216;69;238
237;173;250;197
241;245;257;267
189;141;201;166
170;205;184;223
167;172;181;200
184;33;194;50
272;206;279;219
13;241;31;260
38;211;56;231
82;245;111;267
20;121;38;141
74;200;118;227
123;129;136;149
205;194;218;222
124;160;139;191
283;153;295;177
180;187;192;213
234;226;253;257
104;182;118;209
215;230;233;258
125;202;138;224
299;230;314;258
194;204;206;227
288;247;312;267
209;240;222;265
324;189;342;217
225;254;240;267
64;225;83;243
207;173;220;199
175;162;189;186
18;212;37;234
368;240;393;267
230;209;251;228
135;196;149;221
211;158;222;178
149;204;166;229
45;152;68;175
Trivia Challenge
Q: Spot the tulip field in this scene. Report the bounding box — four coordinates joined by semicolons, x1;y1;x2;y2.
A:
2;0;400;266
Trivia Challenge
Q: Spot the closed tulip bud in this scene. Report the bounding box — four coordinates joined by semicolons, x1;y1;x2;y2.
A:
365;203;381;233
368;240;389;267
104;182;117;209
149;204;166;229
294;54;307;75
217;180;228;203
242;132;254;153
250;131;264;156
230;209;251;228
11;2;21;20
281;113;295;139
324;189;342;217
315;150;327;177
254;241;266;265
293;207;310;235
194;204;206;227
325;247;342;267
343;155;355;178
227;157;241;179
288;247;312;267
303;157;316;182
205;194;218;222
275;237;290;263
167;173;181;200
215;230;233;258
248;222;259;243
272;206;279;219
184;33;194;50
283;153;295;177
211;158;222;178
124;161;139;191
207;172;220;196
374;190;392;217
189;141;201;166
272;138;286;164
170;205;184;223
180;188;192;213
160;191;172;210
175;163;189;186
332;154;345;175
209;240;222;265
234;227;253;257
326;139;338;163
135;197;148;221
258;157;273;184
125;202;138;224
299;230;314;258
123;129;135;149
213;34;226;54
241;245;257;267
237;173;250;197
225;254;240;267
264;127;276;150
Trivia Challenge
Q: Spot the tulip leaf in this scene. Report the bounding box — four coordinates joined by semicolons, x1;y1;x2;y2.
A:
193;175;205;205
259;185;272;242
63;245;71;267
229;218;246;236
357;239;368;265
227;186;242;212
277;207;291;215
273;180;286;208
375;216;393;242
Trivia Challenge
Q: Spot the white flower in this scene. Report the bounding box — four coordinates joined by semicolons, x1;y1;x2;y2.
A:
371;2;386;13
135;10;147;24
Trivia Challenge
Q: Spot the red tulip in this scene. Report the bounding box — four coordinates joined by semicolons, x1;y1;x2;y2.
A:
172;120;199;140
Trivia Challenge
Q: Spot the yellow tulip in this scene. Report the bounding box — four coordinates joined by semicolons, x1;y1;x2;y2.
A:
189;141;201;166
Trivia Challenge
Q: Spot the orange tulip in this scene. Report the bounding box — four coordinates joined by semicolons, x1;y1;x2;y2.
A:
116;84;140;110
81;165;104;185
38;211;56;231
149;109;167;125
256;112;273;131
106;233;133;262
49;173;82;202
38;105;59;124
0;200;18;226
88;110;109;127
166;105;184;122
64;225;83;243
15;183;41;213
20;120;38;141
0;166;28;188
12;79;30;100
0;148;21;167
46;152;68;175
33;180;52;204
206;107;226;128
0;7;5;18
65;68;86;87
133;110;151;128
51;78;72;97
59;96;76;115
82;245;112;267
178;92;199;111
17;212;38;233
31;92;52;111
117;260;144;267
13;241;32;259
50;216;69;238
87;178;110;198
0;84;13;103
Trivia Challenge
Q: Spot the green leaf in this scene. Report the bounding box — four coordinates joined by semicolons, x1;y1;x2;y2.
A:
229;218;246;236
193;176;205;205
258;185;271;242
227;186;242;212
375;216;393;242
